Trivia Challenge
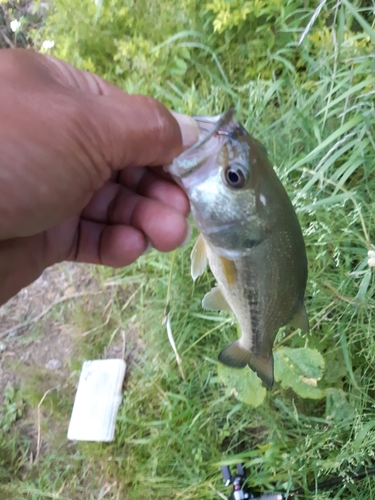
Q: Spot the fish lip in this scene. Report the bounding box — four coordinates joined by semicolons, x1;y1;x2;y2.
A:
192;113;222;127
169;109;237;179
192;113;233;136
190;108;237;151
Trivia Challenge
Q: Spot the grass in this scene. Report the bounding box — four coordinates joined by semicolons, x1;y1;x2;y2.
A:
1;0;375;498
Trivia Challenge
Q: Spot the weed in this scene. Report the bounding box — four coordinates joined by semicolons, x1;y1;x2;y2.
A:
1;0;375;498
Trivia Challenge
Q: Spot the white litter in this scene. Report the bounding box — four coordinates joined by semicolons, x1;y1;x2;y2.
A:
368;249;375;268
68;359;126;442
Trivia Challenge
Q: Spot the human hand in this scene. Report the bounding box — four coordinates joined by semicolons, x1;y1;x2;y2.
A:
0;49;198;305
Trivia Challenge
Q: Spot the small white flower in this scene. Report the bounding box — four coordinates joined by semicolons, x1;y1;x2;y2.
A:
368;249;375;267
10;20;21;32
42;40;55;50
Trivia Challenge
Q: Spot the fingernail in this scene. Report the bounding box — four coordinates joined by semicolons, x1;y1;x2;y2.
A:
170;112;199;149
180;220;193;247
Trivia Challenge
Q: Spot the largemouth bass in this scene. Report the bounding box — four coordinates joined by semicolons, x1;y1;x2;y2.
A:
169;109;308;388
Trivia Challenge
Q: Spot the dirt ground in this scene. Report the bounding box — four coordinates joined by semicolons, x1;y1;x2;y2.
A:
0;263;100;400
0;260;142;404
0;259;146;500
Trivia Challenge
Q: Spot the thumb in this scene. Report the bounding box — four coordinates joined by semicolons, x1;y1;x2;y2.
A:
43;52;199;168
85;93;197;169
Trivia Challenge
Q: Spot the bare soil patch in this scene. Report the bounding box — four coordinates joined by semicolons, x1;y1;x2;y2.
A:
0;263;99;401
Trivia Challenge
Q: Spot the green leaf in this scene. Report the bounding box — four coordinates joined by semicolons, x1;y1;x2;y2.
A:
296;192;352;213
354;268;371;303
326;388;355;429
274;347;326;399
342;0;375;45
169;57;188;76
324;353;347;384
289;115;363;172
218;364;267;407
352;420;375;452
94;0;103;25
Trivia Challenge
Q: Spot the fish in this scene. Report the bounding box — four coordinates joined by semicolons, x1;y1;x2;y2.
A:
168;109;308;388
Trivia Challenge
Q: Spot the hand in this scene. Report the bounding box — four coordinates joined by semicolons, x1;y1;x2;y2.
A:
0;49;198;305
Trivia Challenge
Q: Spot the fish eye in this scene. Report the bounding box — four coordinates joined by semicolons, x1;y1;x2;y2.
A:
224;164;247;189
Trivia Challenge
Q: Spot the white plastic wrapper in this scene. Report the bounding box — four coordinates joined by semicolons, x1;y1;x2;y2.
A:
68;359;126;442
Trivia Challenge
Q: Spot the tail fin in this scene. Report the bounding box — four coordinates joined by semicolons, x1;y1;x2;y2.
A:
218;340;274;388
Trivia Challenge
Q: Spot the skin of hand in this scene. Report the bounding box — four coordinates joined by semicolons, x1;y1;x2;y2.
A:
0;49;199;306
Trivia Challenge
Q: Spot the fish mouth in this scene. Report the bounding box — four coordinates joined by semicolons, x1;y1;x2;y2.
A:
190;108;237;151
193;111;233;136
169;109;238;179
193;108;248;140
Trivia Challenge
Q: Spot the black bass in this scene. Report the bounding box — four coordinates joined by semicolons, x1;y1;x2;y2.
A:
168;109;308;388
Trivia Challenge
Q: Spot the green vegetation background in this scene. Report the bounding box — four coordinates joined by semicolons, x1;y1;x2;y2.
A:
1;0;375;498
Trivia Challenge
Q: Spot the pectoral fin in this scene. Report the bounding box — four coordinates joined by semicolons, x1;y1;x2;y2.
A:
218;340;274;388
202;287;232;312
290;303;309;332
190;234;207;281
219;257;237;286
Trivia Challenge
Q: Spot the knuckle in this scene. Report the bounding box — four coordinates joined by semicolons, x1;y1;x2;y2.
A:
146;97;178;152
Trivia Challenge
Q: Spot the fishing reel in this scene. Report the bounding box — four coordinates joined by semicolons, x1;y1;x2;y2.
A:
221;463;285;500
221;461;375;499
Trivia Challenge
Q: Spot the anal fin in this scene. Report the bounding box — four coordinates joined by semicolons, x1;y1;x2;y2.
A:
190;234;207;281
290;303;309;332
202;287;232;312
